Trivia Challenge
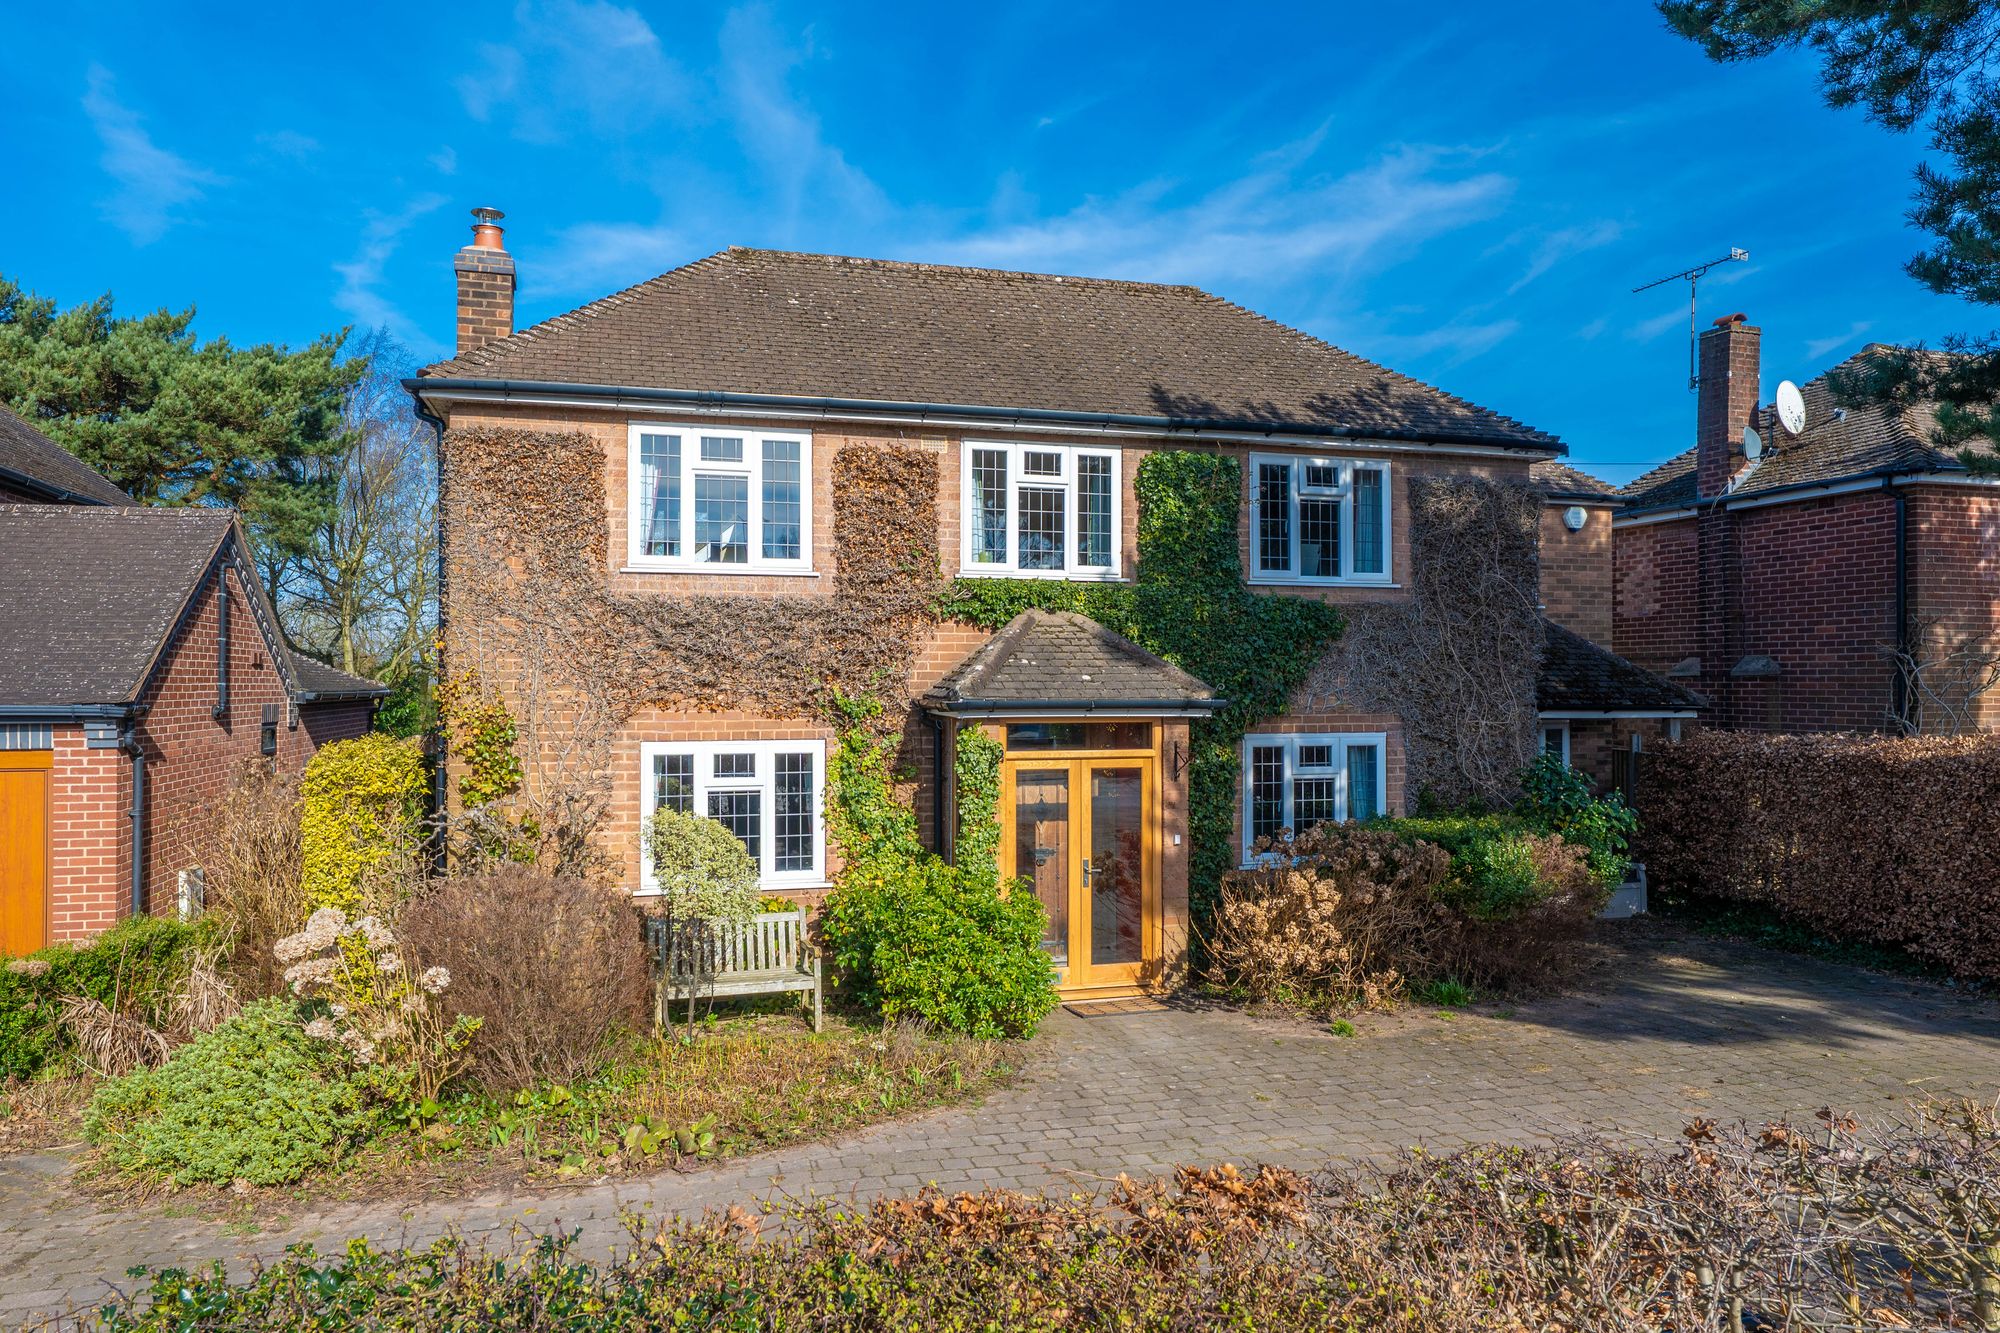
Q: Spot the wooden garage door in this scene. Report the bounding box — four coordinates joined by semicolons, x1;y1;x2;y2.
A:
0;750;51;957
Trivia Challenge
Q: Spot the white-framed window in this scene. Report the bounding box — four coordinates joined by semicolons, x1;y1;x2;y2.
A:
1541;721;1570;766
1240;732;1387;860
626;423;812;573
1249;453;1391;584
639;740;828;890
959;440;1122;578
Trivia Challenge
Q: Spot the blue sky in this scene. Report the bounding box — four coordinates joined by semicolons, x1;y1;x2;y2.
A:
0;1;1974;481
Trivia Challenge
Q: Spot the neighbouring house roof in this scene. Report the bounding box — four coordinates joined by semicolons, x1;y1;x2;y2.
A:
0;504;387;708
1620;346;1986;511
925;610;1219;714
0;405;133;506
1532;459;1620;502
1538;619;1701;716
420;247;1562;452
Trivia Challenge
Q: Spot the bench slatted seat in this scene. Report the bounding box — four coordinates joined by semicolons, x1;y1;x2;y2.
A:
646;910;822;1031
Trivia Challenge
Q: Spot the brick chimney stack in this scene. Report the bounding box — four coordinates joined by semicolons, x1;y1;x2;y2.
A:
454;207;515;356
1695;313;1760;499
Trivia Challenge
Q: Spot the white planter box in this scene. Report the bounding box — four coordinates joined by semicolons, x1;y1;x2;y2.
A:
1600;863;1648;919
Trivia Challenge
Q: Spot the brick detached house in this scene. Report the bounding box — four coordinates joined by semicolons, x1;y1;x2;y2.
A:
1531;459;1699;785
0;411;384;956
1615;316;2000;735
409;210;1690;996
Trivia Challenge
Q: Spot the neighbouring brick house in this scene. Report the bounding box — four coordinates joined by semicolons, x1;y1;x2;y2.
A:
410;210;1687;996
0;417;384;956
1529;460;1699;786
1615;316;2000;735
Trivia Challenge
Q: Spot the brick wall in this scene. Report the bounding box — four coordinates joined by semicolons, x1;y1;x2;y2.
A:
454;247;515;356
29;549;375;945
48;725;126;943
1616;515;1701;677
1905;484;2000;730
1539;499;1615;648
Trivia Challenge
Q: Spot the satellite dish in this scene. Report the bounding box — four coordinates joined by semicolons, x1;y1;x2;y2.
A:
1776;380;1806;435
1743;425;1763;461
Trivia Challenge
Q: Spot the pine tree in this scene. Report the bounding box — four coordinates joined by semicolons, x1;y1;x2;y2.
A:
0;275;362;567
1661;1;2000;470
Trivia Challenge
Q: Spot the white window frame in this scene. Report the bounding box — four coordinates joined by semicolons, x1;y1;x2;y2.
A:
1247;453;1393;586
958;440;1123;580
638;740;828;892
624;423;814;574
1238;731;1388;863
1541;721;1571;766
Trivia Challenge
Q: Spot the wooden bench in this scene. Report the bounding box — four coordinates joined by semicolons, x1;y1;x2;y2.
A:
646;909;822;1031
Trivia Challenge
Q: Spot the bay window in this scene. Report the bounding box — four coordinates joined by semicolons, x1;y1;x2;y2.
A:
961;441;1121;578
640;740;827;890
1249;454;1391;583
1240;732;1386;859
627;424;811;571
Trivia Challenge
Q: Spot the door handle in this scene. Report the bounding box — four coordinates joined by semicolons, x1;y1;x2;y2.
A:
1081;857;1093;889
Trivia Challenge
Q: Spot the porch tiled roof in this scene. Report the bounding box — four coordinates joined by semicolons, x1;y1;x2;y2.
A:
1538;618;1701;715
926;610;1218;712
422;248;1562;451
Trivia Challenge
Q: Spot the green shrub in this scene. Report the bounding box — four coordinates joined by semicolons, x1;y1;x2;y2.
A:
0;916;221;1080
820;702;1058;1039
1515;754;1637;887
84;998;365;1186
299;734;426;912
642;807;762;926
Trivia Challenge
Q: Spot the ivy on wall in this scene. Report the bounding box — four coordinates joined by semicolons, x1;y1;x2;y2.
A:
951;725;1004;886
937;452;1346;932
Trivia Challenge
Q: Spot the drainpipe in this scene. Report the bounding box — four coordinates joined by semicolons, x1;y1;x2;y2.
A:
122;722;147;917
213;569;230;720
1892;481;1911;733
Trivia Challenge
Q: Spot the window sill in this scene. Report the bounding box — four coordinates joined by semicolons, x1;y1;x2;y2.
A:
955;567;1127;583
620;564;821;578
1246;577;1400;590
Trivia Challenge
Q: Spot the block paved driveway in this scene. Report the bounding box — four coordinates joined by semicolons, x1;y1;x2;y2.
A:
4;920;1999;1325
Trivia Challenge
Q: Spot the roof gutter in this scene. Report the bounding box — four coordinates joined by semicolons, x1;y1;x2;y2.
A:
405;377;1563;456
0;463;117;507
0;703;138;722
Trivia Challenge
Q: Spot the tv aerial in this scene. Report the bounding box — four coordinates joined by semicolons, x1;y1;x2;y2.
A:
1633;248;1749;392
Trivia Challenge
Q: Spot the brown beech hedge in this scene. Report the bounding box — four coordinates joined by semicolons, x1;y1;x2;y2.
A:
1636;730;2000;977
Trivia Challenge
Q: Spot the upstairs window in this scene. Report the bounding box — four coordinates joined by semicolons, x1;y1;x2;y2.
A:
1240;732;1386;860
961;441;1121;578
627;424;812;572
1249;454;1390;584
641;740;826;890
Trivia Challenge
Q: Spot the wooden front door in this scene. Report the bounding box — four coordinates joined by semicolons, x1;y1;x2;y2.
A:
1000;731;1158;995
0;750;52;957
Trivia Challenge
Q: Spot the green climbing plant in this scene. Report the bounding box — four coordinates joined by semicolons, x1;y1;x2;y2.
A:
952;725;1005;889
936;451;1345;937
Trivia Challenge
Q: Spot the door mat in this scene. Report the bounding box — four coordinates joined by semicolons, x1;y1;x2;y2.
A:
1061;996;1174;1018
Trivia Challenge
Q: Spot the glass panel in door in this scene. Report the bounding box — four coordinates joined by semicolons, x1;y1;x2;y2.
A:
1086;765;1145;969
1012;768;1070;964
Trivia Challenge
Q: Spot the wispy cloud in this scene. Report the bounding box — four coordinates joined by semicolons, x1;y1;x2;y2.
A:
717;5;887;234
529;220;689;297
1507;220;1621;294
429;145;459;176
1365;316;1523;367
455;1;688;143
930;142;1512;291
1804;320;1872;362
256;129;319;162
334;194;450;357
81;65;224;244
1627;304;1688;343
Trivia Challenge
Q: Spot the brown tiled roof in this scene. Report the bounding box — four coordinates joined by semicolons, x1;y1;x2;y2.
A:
0;405;133;506
0;505;387;707
289;654;392;702
1532;459;1619;501
0;505;234;705
1538;619;1701;715
421;248;1561;450
1620;346;1978;511
926;610;1217;711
